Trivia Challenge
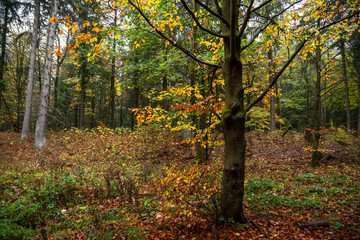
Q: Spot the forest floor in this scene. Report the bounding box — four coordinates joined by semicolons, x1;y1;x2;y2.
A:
0;127;359;239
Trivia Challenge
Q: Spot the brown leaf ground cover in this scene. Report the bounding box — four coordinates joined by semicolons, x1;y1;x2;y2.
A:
0;128;359;239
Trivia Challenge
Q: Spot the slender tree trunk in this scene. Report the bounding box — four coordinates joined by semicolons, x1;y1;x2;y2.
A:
131;63;139;131
0;4;9;110
79;61;87;129
302;62;310;127
340;39;351;131
358;76;360;133
21;0;40;139
110;9;117;129
52;56;60;130
189;0;206;163
268;47;276;131
312;25;322;168
90;95;96;129
162;51;168;110
120;98;123;127
34;0;58;150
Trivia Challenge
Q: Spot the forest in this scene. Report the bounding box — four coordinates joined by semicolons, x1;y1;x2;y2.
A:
0;0;359;239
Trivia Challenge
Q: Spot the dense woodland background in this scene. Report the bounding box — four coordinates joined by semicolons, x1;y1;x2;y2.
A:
0;0;360;239
0;0;359;135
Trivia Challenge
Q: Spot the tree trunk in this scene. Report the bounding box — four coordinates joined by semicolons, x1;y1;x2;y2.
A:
268;47;276;132
34;0;58;151
110;9;117;129
131;65;139;131
79;60;87;129
220;0;246;223
302;62;310;128
312;26;322;168
21;0;40;139
340;39;351;131
0;3;9;110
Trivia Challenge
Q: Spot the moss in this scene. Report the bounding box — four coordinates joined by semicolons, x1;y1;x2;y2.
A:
223;105;231;116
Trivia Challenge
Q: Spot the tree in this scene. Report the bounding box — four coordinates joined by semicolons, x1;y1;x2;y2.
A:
34;0;58;151
340;37;351;131
21;0;40;140
128;0;360;222
0;0;22;112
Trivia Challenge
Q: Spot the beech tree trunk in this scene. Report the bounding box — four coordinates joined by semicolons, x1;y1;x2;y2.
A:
312;25;321;168
34;0;58;151
220;0;246;223
340;39;351;131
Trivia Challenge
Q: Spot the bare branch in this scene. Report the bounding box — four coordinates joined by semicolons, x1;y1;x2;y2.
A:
245;39;307;113
194;0;229;28
214;0;222;16
238;0;254;39
180;0;226;38
250;0;272;13
241;0;302;52
128;0;221;68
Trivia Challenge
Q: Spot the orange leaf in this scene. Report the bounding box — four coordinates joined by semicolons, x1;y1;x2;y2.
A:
49;17;58;23
59;29;64;35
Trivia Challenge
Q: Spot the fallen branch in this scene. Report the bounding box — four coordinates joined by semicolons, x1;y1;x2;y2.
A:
295;220;330;230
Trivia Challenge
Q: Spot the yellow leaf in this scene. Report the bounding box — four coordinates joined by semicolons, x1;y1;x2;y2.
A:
142;39;145;43
83;22;90;28
49;17;58;23
71;26;77;34
92;27;100;33
114;35;120;40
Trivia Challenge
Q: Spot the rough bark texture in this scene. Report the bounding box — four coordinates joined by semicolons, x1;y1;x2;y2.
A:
340;39;351;131
34;0;58;151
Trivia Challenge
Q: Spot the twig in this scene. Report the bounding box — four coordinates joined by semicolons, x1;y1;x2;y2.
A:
249;219;271;239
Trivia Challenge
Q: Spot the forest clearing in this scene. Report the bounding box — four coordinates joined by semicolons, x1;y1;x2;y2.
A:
0;129;359;239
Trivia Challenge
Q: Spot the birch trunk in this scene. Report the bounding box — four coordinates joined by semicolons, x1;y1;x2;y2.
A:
34;0;58;150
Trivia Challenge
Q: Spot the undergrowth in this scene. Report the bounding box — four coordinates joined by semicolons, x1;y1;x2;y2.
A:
0;129;359;239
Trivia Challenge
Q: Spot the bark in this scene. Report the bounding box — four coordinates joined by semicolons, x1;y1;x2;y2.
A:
340;39;351;131
162;50;168;110
302;62;310;127
110;9;117;129
220;0;246;223
312;27;322;168
131;63;139;131
34;0;58;151
79;60;88;129
21;0;40;139
268;47;276;132
0;3;9;109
